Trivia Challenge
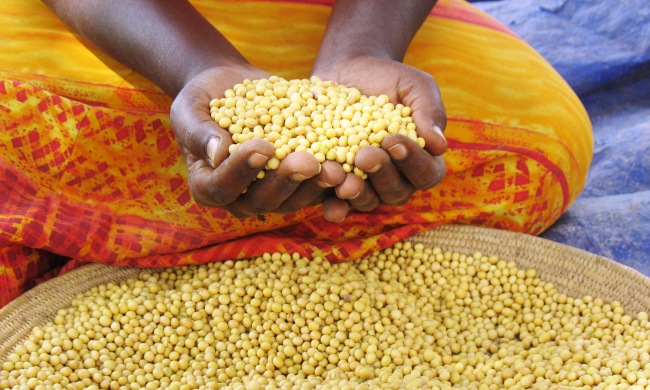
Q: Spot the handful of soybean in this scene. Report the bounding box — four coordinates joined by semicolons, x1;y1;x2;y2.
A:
209;76;424;180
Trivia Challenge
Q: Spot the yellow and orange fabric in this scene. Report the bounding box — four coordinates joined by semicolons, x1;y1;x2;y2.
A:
0;0;592;307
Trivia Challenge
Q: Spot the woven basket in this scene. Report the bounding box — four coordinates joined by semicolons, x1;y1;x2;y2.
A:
1;224;649;361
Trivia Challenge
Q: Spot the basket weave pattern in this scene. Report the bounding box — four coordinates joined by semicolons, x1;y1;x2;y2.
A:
1;225;648;361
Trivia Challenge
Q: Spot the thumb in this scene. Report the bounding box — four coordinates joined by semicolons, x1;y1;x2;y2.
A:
170;88;232;167
401;71;448;156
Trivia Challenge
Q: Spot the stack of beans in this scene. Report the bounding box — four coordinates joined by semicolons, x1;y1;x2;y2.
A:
209;76;425;180
1;242;649;389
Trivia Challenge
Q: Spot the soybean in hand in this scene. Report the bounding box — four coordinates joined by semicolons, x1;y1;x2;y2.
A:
209;76;424;180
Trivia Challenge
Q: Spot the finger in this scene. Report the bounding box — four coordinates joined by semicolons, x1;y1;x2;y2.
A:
382;134;447;190
335;173;380;212
315;160;347;189
347;181;380;212
228;151;321;216
322;196;350;223
355;146;415;206
275;182;328;215
335;172;364;199
170;87;232;167
188;138;274;207
398;70;448;156
276;161;346;214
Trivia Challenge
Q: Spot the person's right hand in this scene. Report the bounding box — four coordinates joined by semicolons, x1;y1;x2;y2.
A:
42;2;340;219
170;65;347;219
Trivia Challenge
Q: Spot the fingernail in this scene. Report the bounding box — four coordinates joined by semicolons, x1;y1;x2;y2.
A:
433;125;447;148
388;143;408;160
349;189;363;200
365;163;382;173
248;153;269;168
206;137;220;167
290;172;310;182
317;178;333;188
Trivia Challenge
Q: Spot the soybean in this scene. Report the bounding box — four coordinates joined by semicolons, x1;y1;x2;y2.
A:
210;76;425;180
1;243;649;389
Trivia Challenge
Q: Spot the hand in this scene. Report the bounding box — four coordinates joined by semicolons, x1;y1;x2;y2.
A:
170;65;347;218
312;55;448;218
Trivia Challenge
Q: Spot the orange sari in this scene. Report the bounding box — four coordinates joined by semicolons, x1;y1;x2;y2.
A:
0;0;592;307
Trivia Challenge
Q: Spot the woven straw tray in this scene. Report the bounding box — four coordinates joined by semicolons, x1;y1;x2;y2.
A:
1;224;649;361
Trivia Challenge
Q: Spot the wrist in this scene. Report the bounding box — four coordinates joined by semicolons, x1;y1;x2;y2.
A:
312;48;393;78
178;56;252;95
312;55;395;87
313;0;436;76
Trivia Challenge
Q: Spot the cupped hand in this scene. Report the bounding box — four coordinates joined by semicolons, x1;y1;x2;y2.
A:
312;56;448;219
170;65;345;219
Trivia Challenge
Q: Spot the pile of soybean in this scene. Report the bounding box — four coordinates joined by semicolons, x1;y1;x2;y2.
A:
1;242;649;390
209;76;425;180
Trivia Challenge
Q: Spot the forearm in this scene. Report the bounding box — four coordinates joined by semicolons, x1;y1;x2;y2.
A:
314;0;437;69
43;0;249;97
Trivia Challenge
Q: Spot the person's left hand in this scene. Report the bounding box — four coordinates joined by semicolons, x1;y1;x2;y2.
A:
311;55;448;220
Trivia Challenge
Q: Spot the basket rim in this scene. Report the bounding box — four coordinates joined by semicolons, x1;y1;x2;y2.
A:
2;224;649;319
1;224;649;360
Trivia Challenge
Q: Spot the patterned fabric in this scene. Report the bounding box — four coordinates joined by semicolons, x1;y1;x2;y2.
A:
0;0;592;307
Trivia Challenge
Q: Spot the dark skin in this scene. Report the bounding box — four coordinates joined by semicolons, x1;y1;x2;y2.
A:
43;0;447;222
